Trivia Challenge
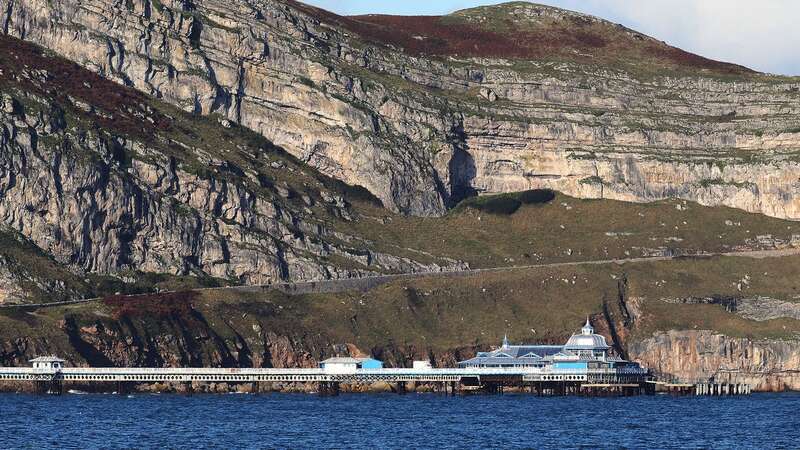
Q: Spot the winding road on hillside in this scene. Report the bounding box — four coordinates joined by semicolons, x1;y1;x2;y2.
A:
4;247;800;309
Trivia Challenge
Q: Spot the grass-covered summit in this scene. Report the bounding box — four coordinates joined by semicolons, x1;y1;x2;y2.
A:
291;0;754;77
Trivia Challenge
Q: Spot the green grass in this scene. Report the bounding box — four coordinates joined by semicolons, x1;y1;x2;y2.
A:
178;253;800;344
347;191;799;269
699;179;757;189
2;253;798;367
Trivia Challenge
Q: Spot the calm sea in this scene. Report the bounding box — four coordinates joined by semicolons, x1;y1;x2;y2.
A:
1;392;797;449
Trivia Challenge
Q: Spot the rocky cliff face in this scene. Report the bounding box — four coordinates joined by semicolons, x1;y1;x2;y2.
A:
0;35;460;295
592;272;800;392
629;331;800;392
3;0;800;218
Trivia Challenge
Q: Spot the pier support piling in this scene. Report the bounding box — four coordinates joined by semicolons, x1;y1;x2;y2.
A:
34;379;63;395
318;381;340;397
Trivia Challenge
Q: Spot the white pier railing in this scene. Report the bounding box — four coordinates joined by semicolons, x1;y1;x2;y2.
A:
0;365;650;384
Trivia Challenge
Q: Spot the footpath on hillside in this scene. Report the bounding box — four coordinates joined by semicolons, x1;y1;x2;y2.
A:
4;247;800;309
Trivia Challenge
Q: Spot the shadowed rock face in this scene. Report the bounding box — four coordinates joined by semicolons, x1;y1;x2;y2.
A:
3;0;800;218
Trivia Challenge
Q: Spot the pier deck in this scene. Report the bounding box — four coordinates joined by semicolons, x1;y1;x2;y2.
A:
0;359;749;396
0;366;630;384
0;365;659;395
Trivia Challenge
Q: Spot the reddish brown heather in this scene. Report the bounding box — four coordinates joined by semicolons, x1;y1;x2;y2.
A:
283;0;753;76
102;291;199;320
0;35;173;140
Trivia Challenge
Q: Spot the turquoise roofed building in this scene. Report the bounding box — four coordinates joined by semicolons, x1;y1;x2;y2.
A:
320;357;384;374
457;319;648;382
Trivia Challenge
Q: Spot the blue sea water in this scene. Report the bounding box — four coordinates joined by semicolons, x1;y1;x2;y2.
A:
0;392;798;449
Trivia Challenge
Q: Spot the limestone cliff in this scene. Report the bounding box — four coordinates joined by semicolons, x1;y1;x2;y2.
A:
3;0;799;218
625;294;800;391
629;331;800;392
0;35;460;298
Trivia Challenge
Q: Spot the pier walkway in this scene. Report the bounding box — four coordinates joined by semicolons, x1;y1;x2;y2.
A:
0;359;752;396
0;362;655;396
0;365;647;384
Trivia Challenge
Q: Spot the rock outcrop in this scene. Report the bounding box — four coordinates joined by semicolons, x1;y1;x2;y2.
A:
3;0;800;218
0;35;461;291
629;331;800;392
663;295;800;322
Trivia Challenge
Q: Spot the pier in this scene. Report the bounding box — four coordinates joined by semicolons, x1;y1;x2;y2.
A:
0;356;748;397
0;321;752;396
694;382;752;396
0;360;655;396
0;358;752;397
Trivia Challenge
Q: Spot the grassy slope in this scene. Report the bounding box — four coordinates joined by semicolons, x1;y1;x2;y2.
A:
627;256;800;340
349;191;799;269
5;184;796;305
286;254;800;347
2;253;798;366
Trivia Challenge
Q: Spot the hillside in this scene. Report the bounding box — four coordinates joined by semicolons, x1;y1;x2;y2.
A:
293;1;752;76
1;32;797;301
2;34;799;305
2;0;799;218
1;1;800;391
2;253;800;390
0;34;466;304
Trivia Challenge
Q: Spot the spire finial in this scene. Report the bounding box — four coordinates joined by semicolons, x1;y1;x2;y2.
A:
502;334;509;348
582;317;593;335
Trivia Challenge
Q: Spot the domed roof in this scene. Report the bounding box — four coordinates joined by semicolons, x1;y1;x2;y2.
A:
564;319;610;350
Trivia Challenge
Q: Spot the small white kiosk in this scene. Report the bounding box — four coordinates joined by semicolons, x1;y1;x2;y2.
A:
30;356;65;371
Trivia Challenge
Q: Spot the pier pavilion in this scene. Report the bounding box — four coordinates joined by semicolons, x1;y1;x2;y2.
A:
458;320;647;377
